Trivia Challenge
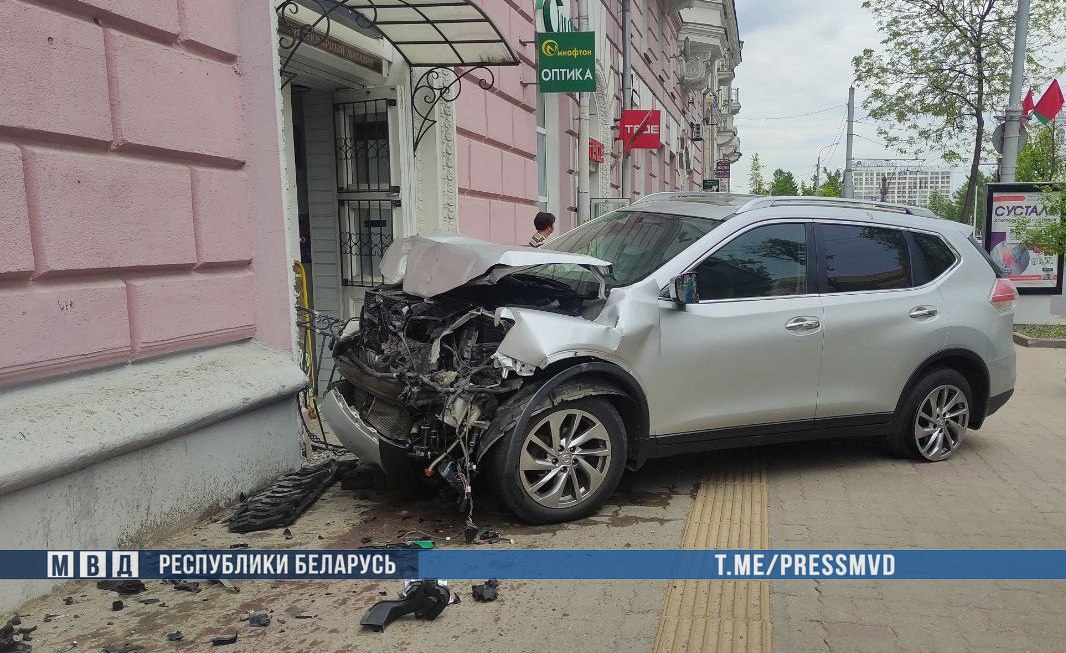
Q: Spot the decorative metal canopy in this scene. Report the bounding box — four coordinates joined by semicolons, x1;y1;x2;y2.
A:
277;0;519;153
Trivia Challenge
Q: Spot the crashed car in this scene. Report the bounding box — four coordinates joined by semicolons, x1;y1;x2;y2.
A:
323;193;1016;524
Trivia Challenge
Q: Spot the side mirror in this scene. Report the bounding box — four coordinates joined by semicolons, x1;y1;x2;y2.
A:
670;272;699;305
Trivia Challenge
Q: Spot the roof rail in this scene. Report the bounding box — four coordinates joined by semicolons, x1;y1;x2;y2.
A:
631;191;756;205
736;195;937;218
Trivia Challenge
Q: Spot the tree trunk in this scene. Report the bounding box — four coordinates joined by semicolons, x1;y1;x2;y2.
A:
961;114;983;226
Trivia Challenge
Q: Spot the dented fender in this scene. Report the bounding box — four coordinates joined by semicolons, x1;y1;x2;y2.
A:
474;362;651;467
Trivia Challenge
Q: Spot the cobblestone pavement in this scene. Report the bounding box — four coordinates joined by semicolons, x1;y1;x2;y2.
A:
769;345;1066;652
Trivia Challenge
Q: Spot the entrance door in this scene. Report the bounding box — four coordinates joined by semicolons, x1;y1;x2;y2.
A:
334;91;401;319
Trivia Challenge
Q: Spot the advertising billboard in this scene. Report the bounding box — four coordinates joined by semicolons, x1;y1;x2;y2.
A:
984;183;1064;294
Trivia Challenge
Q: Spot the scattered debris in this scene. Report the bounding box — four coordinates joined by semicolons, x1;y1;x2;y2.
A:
227;460;338;533
138;599;159;605
171;581;201;593
213;579;240;593
102;644;142;653
464;525;479;544
229;543;249;549
360;580;452;632
62;597;75;606
166;631;182;642
42;613;59;623
1;616;36;653
336;461;390;490
111;601;124;612
248;612;271;627
96;580;146;595
476;529;503;544
283;529;293;540
359;536;373;544
472;579;499;602
211;633;238;646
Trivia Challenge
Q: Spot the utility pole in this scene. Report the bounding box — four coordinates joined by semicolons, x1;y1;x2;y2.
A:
620;0;633;202
843;85;855;198
577;0;591;223
1000;0;1030;183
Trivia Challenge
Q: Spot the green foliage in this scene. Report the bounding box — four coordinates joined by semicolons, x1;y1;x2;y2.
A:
816;169;843;197
1017;124;1066;183
1011;185;1066;255
853;0;1066;225
769;169;799;196
926;171;990;230
748;153;767;195
928;190;960;222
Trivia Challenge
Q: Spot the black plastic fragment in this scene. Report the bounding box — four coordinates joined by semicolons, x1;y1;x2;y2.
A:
166;631;183;641
97;580;146;595
248;612;271;627
472;579;499;602
1;616;37;653
211;633;238;646
171;581;201;593
464;525;479;544
62;597;75;605
111;601;124;612
227;460;338;533
360;580;451;632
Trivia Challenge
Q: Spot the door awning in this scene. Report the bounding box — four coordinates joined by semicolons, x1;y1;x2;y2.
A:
332;0;519;67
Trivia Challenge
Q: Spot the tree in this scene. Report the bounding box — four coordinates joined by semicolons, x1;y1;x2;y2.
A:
1017;124;1066;183
928;190;961;222
926;170;990;230
853;0;1066;226
748;153;767;195
816;169;843;197
799;179;814;196
769;169;798;196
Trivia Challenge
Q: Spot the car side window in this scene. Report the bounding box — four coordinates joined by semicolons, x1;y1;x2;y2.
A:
913;232;957;282
693;223;808;300
821;224;912;292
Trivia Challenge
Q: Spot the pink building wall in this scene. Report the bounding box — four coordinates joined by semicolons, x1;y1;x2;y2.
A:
454;0;705;244
0;0;292;387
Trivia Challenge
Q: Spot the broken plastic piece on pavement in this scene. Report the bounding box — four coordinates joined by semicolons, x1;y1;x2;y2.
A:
283;529;293;540
464;525;479;544
171;581;201;593
111;601;124;611
1;616;38;653
360;580;451;632
229;543;249;549
471;579;499;602
96;580;147;595
211;633;238;646
213;579;240;593
139;599;159;605
62;596;75;605
102;644;142;653
227;460;338;533
166;631;182;641
248;612;271;627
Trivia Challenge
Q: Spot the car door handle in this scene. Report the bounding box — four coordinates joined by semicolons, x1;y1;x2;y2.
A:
909;306;939;319
785;316;821;332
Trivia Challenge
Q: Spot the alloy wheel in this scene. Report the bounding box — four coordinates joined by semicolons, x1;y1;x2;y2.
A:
519;409;612;508
913;384;969;461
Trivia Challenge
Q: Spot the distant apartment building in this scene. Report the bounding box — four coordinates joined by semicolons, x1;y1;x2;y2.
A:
852;161;952;208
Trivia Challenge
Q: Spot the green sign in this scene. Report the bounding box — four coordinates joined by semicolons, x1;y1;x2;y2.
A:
703;179;720;192
537;31;595;93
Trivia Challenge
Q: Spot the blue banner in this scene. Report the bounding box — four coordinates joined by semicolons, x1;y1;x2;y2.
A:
8;550;1066;581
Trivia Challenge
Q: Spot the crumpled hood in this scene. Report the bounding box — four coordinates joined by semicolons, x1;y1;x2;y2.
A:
380;234;612;298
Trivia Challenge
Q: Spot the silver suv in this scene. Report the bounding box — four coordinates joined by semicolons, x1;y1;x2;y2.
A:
323;193;1017;524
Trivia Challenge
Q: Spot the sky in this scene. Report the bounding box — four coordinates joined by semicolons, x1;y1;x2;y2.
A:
730;0;947;192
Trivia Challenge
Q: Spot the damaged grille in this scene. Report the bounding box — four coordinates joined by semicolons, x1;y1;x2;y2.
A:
363;395;413;441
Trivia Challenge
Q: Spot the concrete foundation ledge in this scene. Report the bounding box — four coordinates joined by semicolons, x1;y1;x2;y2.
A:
0;341;306;498
0;341;307;611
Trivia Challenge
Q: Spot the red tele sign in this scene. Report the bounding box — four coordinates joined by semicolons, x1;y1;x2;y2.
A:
589;137;606;163
619;109;661;151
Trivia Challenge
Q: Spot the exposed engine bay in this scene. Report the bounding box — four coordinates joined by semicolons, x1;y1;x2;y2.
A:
330;276;604;531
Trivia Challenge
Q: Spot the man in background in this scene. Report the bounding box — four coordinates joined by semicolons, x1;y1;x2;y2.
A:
528;211;556;248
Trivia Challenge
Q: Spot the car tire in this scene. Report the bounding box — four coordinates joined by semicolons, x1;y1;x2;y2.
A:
488;396;627;524
891;367;972;462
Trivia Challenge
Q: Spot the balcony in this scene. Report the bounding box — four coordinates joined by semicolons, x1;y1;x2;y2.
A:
679;54;711;92
667;0;696;11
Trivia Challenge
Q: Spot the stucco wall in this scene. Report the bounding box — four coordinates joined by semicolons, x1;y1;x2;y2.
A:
452;0;705;244
0;0;293;387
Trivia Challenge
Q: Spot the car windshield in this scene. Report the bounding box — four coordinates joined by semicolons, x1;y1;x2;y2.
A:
513;210;723;294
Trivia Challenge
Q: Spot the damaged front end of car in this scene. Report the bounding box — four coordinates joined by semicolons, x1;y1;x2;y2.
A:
320;235;614;526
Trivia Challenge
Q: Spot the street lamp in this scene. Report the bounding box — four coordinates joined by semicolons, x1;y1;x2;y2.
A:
815;142;837;193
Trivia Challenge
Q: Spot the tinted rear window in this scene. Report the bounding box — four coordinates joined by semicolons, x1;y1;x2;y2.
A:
913;232;957;281
822;224;912;292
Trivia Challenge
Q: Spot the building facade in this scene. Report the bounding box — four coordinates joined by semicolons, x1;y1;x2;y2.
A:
852;160;953;208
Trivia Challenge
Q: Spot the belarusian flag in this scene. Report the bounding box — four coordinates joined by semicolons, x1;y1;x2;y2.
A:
1021;88;1035;118
1032;79;1063;125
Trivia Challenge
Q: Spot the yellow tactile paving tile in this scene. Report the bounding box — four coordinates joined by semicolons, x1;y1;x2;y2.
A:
653;452;773;653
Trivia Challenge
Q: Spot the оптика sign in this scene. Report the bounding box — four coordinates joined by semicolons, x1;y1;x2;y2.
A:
537;31;596;93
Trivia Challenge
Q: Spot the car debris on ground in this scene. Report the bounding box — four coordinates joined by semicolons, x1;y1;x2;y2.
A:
1;616;36;653
226;459;338;533
360;580;452;632
211;633;238;646
96;580;146;595
471;579;500;602
166;631;182;641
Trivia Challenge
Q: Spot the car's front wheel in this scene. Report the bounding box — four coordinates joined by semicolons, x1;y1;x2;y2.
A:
489;396;626;524
892;367;972;461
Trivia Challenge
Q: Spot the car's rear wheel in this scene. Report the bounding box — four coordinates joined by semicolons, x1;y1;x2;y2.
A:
892;368;971;461
489;396;626;524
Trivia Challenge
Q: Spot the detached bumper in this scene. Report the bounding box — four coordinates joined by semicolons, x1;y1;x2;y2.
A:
320;388;384;469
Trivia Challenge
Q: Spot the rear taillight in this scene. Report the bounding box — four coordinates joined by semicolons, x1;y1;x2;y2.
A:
990;278;1018;313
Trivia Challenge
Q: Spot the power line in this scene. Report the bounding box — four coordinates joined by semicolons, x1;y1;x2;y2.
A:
735;104;846;121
